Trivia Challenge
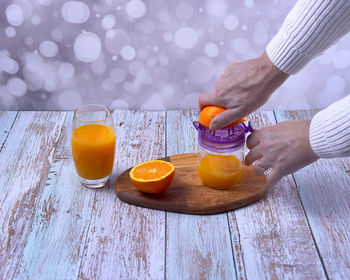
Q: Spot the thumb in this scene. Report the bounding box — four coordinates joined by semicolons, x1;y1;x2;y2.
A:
210;108;242;131
198;93;224;110
266;168;282;187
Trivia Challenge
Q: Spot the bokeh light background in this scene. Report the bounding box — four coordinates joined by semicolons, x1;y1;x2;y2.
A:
1;0;350;110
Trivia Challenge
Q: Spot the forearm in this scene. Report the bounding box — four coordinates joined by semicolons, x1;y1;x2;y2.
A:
310;95;350;158
267;0;350;74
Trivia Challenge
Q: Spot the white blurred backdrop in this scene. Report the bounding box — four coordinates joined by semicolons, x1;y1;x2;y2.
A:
0;0;350;110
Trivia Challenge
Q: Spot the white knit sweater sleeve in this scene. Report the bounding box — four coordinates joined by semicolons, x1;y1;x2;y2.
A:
266;0;350;159
310;95;350;158
266;0;350;74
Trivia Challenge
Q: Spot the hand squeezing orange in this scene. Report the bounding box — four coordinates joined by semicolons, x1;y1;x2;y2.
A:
199;106;248;128
130;160;175;194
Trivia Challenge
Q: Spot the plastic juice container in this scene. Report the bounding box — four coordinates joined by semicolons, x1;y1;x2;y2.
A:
193;121;253;189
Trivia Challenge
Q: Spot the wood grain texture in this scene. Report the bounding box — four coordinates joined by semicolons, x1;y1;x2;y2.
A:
116;153;267;214
275;110;350;279
54;111;74;159
15;159;95;279
2;109;345;279
0;111;66;279
78;110;166;280
228;111;325;280
0;111;17;150
166;110;237;280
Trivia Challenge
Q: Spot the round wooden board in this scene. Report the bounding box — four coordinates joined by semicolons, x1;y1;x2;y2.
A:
115;153;268;215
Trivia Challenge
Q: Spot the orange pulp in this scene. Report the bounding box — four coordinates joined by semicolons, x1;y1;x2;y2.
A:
197;154;243;189
71;124;116;180
130;160;175;194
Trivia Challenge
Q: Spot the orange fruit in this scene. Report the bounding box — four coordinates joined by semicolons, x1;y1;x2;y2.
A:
199;105;248;128
129;160;175;194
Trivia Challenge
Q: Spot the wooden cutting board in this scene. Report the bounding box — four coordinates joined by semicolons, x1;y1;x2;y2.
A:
115;153;267;215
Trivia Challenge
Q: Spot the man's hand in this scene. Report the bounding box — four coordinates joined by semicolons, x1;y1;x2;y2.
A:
199;52;289;131
245;120;319;187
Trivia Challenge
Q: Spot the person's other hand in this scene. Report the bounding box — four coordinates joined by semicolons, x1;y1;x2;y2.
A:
245;120;319;187
199;52;289;131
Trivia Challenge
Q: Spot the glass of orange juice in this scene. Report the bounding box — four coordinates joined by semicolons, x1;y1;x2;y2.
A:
193;121;253;189
71;104;116;189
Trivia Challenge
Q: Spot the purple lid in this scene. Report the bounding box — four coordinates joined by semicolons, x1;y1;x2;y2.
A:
193;121;254;153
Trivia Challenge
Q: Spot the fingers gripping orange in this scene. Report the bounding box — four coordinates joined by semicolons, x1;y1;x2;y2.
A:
199;105;248;128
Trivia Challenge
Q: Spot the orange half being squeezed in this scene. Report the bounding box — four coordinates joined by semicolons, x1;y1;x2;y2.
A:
199;105;248;128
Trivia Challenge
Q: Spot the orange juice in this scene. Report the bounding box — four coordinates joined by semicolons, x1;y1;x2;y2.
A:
71;124;116;180
197;154;243;189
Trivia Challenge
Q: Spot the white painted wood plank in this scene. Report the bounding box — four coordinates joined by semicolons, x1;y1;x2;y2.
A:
0;111;17;149
228;111;325;280
166;110;236;280
54;111;74;159
0;111;66;279
15;159;95;279
78;110;166;279
275;110;350;279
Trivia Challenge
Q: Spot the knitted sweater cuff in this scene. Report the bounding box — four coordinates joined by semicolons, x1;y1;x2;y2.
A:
309;95;350;158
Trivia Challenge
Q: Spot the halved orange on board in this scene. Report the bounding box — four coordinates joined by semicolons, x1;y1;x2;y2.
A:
129;160;175;194
199;105;248;128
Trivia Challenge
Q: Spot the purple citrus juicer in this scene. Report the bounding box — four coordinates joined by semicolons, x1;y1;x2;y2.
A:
193;121;254;153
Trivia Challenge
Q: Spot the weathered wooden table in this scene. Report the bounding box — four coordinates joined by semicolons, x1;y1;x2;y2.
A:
0;110;349;279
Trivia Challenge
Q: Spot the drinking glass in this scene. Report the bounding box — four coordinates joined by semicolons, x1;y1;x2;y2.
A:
71;104;116;188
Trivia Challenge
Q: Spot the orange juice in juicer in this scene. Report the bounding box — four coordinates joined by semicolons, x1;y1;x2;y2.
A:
193;120;253;189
